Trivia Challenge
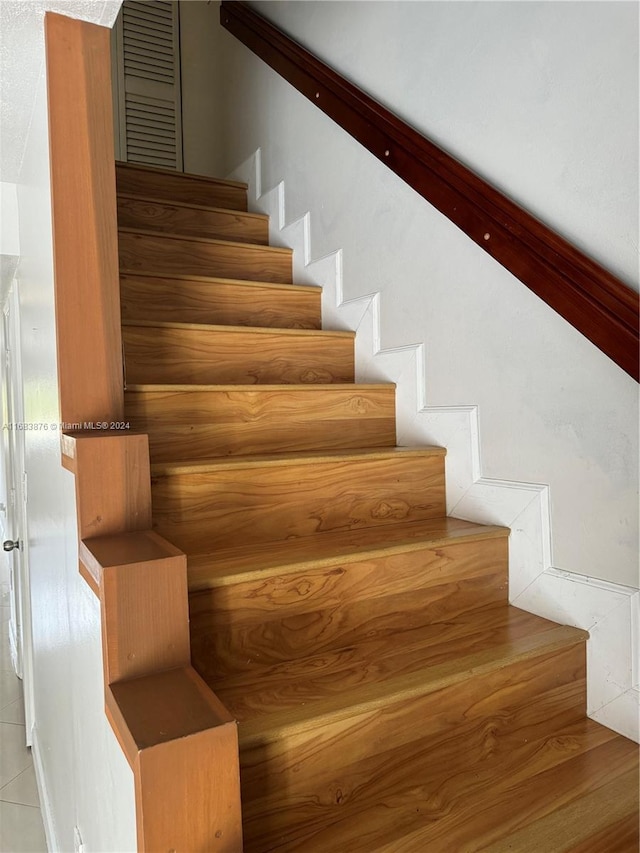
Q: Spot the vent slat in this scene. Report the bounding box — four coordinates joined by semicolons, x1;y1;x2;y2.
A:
124;39;174;62
125;5;173;23
127;131;175;143
118;0;181;170
126;103;175;121
123;34;174;53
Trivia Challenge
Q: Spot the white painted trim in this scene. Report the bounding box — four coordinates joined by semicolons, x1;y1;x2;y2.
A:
229;148;640;743
32;723;60;853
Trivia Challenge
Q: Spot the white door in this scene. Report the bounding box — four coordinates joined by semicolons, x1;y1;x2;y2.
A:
1;285;35;742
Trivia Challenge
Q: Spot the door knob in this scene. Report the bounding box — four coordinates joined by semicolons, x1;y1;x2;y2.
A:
3;540;19;552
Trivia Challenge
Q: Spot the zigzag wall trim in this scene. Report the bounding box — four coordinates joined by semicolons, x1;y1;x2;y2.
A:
229;148;639;743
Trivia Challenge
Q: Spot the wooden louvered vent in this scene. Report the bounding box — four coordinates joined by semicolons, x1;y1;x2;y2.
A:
113;0;183;169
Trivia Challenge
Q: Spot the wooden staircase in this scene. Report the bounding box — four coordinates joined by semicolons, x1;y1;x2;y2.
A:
116;161;639;852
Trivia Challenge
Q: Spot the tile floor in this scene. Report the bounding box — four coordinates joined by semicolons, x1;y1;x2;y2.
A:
0;563;47;852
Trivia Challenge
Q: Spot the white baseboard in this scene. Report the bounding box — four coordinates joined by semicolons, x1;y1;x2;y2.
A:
229;148;640;743
31;723;60;853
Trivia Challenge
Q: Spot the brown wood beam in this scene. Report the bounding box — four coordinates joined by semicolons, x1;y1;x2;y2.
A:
46;12;124;425
45;14;243;851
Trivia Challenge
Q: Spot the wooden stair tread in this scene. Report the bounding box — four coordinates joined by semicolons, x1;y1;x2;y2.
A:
211;604;570;721
220;616;587;744
112;162;635;852
372;733;638;853
187;516;507;590
115;160;247;189
127;382;393;393
119;269;319;293
151;444;446;476
126;382;396;459
244;718;636;852
118;225;291;255
123;321;354;384
120;271;322;329
118;228;293;284
117;192;268;221
151;446;446;552
483;763;639;853
117;194;269;245
126;383;396;460
115;162;248;211
121;318;354;338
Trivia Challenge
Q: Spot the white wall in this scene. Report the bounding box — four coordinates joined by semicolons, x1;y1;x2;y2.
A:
1;182;20;307
218;0;638;588
249;0;639;289
1;183;20;256
180;0;228;177
2;2;138;850
0;179;19;564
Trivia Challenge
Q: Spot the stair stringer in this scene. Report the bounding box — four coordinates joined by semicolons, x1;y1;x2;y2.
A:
228;148;639;744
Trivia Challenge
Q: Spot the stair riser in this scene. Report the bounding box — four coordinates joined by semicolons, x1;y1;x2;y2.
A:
125;386;396;461
192;570;508;683
119;230;292;283
117;196;269;244
123;326;354;385
239;643;586;809
116;165;247;210
120;275;321;328
242;679;595;852
190;539;508;680
151;453;446;553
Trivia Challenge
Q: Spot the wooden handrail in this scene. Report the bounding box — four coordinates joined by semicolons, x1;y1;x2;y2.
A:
221;1;639;382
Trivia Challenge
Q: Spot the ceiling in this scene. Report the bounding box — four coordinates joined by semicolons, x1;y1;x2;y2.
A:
0;0;122;183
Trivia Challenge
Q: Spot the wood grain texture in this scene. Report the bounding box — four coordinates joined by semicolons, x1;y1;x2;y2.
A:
485;767;639;853
372;735;638;853
135;726;243;853
64;432;152;540
125;383;396;461
120;270;320;329
241;699;599;850
220;1;639;380
151;447;446;553
120;271;321;328
188;536;509;682
45;13;124;424
47;21;244;850
117;194;269;244
186;517;508;590
106;667;243;852
212;601;561;710
235;636;586;810
116;160;248;210
188;530;507;614
81;531;190;684
244;714;635;853
79;527;181;595
108;665;234;756
190;570;532;687
122;323;355;385
564;813;640;853
107;129;635;850
194;578;513;683
118;228;293;283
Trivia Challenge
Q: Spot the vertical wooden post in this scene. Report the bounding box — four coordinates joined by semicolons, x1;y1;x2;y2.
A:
46;12;124;426
45;14;243;851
